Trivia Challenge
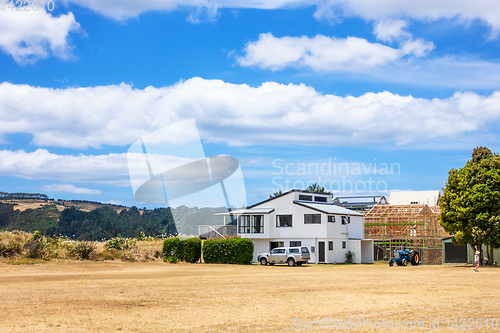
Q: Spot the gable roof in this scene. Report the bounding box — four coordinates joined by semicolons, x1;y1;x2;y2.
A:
388;190;440;206
247;189;332;209
294;201;364;216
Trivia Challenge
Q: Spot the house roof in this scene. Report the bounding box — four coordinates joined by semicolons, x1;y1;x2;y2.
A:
388;190;440;206
293;201;364;216
247;189;332;209
215;207;275;216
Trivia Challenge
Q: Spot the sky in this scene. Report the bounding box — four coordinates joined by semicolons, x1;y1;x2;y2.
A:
1;0;500;208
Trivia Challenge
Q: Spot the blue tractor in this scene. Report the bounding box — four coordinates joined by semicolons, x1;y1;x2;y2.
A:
389;248;420;266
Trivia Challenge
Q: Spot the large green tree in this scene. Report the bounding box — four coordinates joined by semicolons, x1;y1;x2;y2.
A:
439;147;500;264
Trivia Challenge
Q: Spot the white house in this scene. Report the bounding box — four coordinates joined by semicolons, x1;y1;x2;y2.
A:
219;189;374;264
388;190;440;206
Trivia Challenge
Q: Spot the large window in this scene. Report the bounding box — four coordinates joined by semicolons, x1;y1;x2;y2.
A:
238;216;251;234
341;216;350;225
304;214;321;224
252;215;264;234
276;215;292;227
299;194;313;201
239;215;264;234
290;241;301;247
314;196;327;202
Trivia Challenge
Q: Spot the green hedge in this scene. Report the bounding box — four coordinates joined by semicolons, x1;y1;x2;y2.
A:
162;237;201;263
202;238;254;265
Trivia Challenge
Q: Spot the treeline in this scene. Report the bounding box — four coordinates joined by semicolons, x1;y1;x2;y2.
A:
56;199;127;209
0;192;50;200
57;206;177;240
0;201;229;240
0;203;59;234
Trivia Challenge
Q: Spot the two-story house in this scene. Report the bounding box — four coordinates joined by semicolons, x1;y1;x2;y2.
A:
218;189;373;264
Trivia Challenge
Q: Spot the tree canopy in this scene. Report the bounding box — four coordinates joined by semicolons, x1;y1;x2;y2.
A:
439;147;500;262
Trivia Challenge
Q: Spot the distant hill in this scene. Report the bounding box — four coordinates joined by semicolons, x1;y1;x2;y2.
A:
0;191;230;239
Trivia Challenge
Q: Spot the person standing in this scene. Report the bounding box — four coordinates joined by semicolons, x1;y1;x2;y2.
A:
474;250;480;272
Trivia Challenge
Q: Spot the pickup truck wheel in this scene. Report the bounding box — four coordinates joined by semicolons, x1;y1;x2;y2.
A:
287;258;296;267
260;257;267;265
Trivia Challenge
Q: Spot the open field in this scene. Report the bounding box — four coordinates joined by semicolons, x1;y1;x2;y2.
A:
0;261;498;333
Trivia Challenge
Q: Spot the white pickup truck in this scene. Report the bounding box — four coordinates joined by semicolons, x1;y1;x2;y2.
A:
257;246;310;266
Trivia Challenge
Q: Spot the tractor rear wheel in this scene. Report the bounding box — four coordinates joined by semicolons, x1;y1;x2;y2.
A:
389;259;394;266
410;250;420;266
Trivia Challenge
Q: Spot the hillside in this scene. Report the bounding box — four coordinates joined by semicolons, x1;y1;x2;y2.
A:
0;192;228;239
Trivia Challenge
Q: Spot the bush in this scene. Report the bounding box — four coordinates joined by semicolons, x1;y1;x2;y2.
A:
162;237;181;261
346;251;354;263
70;241;96;260
105;237;136;251
162;237;201;263
202;238;253;265
180;237;201;263
24;239;47;258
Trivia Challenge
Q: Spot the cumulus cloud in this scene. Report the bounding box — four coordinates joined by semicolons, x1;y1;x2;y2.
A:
0;8;81;64
62;0;500;37
1;78;500;149
314;0;500;37
41;184;102;195
236;33;433;72
0;149;130;185
373;19;409;42
0;148;199;187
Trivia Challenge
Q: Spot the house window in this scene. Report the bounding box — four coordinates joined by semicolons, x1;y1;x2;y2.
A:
299;195;313;201
304;214;321;224
252;215;264;233
342;241;346;249
276;215;292;227
341;216;350;225
240;215;264;234
329;241;333;251
270;241;284;251
328;215;336;223
411;201;419;204
238;215;251;234
290;241;301;247
314;196;327;202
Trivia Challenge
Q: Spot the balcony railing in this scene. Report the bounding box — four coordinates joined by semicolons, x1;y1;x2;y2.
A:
198;225;237;239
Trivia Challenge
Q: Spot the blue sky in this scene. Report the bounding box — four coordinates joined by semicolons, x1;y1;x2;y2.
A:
1;1;500;208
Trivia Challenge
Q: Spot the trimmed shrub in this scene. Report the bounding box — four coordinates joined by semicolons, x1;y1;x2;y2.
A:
162;237;201;263
180;237;201;263
202;238;253;264
162;237;181;260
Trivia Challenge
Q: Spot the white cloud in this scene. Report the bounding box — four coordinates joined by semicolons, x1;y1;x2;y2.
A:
41;184;102;195
64;0;312;21
0;149;130;185
373;19;409;42
236;33;433;72
314;0;500;37
1;78;500;149
0;8;80;64
62;0;500;37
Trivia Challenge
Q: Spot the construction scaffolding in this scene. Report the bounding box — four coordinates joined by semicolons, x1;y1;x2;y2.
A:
365;204;449;264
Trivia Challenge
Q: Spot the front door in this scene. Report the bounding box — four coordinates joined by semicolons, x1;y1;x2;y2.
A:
318;241;325;262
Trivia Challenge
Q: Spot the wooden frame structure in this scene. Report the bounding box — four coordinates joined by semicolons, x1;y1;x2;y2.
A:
365;204;448;264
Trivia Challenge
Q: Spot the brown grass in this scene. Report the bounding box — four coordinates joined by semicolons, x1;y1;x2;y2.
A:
0;261;498;332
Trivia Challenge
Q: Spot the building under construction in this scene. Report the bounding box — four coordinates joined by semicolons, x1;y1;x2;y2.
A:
364;191;449;264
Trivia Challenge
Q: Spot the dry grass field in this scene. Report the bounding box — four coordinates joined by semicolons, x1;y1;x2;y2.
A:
0;261;498;333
